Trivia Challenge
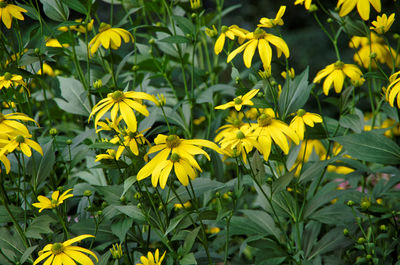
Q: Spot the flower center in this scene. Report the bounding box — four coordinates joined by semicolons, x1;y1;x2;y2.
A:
258;114;272;127
3;72;12;80
236;130;245;139
51;243;65;255
254;28;266;39
99;22;111;32
15;135;25;143
51;199;58;206
111;90;125;102
334;61;344;69
296;109;306;117
170;153;180;162
128;131;136;138
232;119;242;127
221;26;229;33
233;97;242;105
166;135;181;148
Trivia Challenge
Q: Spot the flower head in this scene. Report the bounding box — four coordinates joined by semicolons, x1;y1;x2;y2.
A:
370;13;395;34
190;0;201;9
174;201;192;210
313;61;363;95
89;23;134;55
58;18;94;33
137;249;166;265
110;128;150;159
227;27;289;69
337;0;381;21
214;25;248;55
32;189;73;212
289;109;323;140
37;63;55;77
385;70;400;108
258;6;286;28
290;139;327;175
294;0;312;10
45;38;69;48
110;243;123;259
0;72;26;90
0;112;38;135
0;133;43;158
281;67;295;79
89;90;157;131
215;89;259;111
0;0;27;29
33;234;98;265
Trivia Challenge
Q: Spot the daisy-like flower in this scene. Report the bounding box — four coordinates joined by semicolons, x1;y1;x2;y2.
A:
281;67;295;79
58;18;94;33
227;27;289;69
258;5;286;28
215;89;259;111
0;72;26;90
289;109;323;140
337;0;381;21
89;90;157;131
0;0;27;29
217;126;263;163
33;234;98;265
294;0;312;10
110;128;150;159
109;243;123;259
385;70;400;108
0;133;43;158
137;134;220;188
313;61;363;95
190;0;201;10
174;201;192;210
89;22;134;55
45;38;69;48
251;108;299;161
0;112;38;135
95;149;116;162
370;13;395;34
214;25;247;55
32;189;73;213
137;249;166;265
37;63;55;77
215;111;245;142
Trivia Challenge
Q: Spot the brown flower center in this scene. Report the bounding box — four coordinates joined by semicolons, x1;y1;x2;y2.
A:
258;114;272;127
51;243;64;255
166;135;181;148
0;2;7;8
111;90;125;102
15;135;25;143
0;113;4;123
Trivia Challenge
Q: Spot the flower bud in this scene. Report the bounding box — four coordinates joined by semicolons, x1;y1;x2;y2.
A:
343;228;349;236
66;139;72;145
131;65;140;72
327;18;333;23
308;4;318;12
347;200;354;207
97;210;103;216
34;48;40;55
93;79;102;89
101;201;108;208
83;190;92;197
379;224;387;231
357;237;366;244
360;197;371;211
366;254;372;260
148;38;155;45
120;195;127;204
49;128;58;136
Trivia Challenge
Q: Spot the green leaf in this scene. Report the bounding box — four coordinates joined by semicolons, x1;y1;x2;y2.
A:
307;228;351;260
0;205;24;223
339;114;362;133
165;213;190;236
241;210;281;240
89;142;118;149
54;77;92;116
278;67;312;119
179;253;197;265
40;0;69;21
273;171;294;194
122;176;137;197
60;0;86;14
160;36;190;44
183;227;200;255
25;215;56;239
20;245;37;264
114;205;146;224
0;227;25;256
333;131;400;164
111;218;134;242
97;251;112;265
299;159;333;183
172;16;195;35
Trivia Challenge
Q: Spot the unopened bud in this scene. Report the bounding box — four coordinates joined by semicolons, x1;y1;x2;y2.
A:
347;200;354;206
308;4;318;12
379;224;387;231
83;190;92;197
343;228;349;236
66;139;72;145
49;128;58;136
357;237;366;244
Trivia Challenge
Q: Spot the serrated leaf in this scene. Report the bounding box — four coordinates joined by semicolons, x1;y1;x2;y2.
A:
114;205;145;223
333;131;400;164
111;218;134;242
179;252;197;265
20;245;37;264
25;215;56;239
183;227;200;255
172;16;195;35
339;114;362;133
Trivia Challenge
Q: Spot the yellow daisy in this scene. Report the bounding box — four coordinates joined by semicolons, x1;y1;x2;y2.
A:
89;22;134;55
0;0;27;29
110;128;150;159
174;201;192;210
0;72;26;90
89;90;157;131
289;109;323;140
109;243;123;259
385;70;400;108
215;89;259;111
294;0;312;10
313;61;363;95
33;234;98;265
0;133;43;158
45;38;69;48
337;0;381;21
214;25;248;55
137;134;220;188
227;27;289;69
0;112;38;135
370;13;395;34
32;189;73;213
281;67;295;79
258;5;286;28
37;63;55;77
95;149;116;162
215;111;245;142
137;249;166;265
250;108;299;161
58;18;94;33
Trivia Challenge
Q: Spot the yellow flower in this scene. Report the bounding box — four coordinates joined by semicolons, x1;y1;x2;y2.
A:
32;189;73;213
0;0;27;29
46;38;69;48
290;139;327;175
313;61;363;95
33;234;98;265
205;25;218;38
4;48;28;67
281;67;295;79
193;116;206;125
337;0;381;21
205;227;221;234
215;111;245;142
58;18;94;33
37;63;55;77
137;134;220;188
258;6;286;28
190;0;201;9
89;90;157;131
110;243;123;259
227;27;289;69
250;108;299;161
137;249;166;265
0;133;43;157
289;109;323;140
95;149;116;162
0;72;26;90
214;25;248;55
385;70;400;108
89;23;134;55
110;128;150;159
215;89;259;111
0;112;38;135
370;13;395;34
174;201;192;210
294;0;312;10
